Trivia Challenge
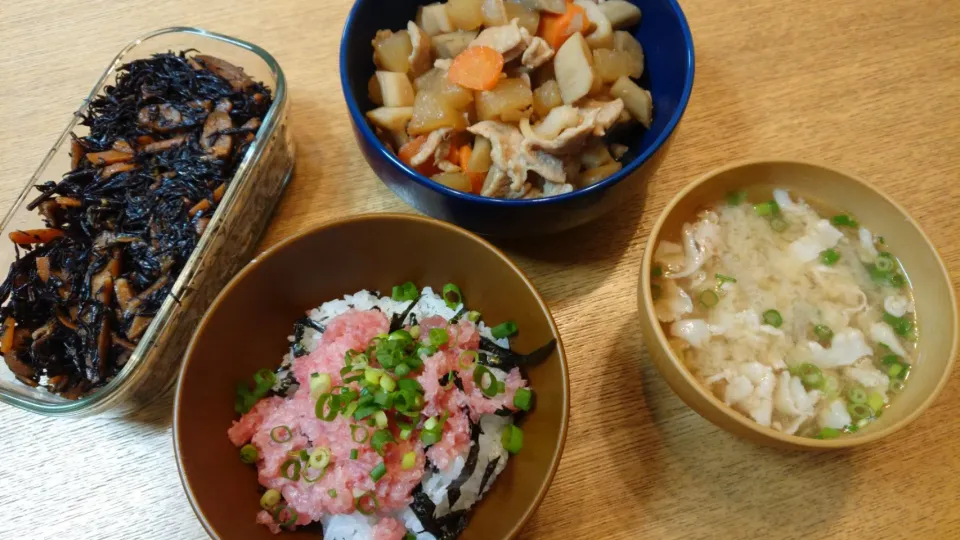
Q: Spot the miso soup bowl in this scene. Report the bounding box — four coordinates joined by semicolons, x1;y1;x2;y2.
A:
636;159;958;450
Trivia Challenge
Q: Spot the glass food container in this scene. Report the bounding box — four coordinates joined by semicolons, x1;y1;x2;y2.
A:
0;27;295;416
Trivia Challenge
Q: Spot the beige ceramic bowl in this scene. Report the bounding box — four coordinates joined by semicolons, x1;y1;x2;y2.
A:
637;159;958;450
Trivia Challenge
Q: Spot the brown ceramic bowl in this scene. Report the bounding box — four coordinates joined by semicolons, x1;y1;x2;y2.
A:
173;214;569;538
637;159;958;450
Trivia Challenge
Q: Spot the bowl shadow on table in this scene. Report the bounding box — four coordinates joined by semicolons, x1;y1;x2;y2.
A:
116;386;176;432
598;317;853;538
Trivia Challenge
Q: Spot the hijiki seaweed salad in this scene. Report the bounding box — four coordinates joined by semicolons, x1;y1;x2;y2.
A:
0;52;272;399
652;188;916;439
228;284;555;538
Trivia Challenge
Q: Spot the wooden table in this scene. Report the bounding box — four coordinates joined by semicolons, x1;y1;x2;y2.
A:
1;0;958;538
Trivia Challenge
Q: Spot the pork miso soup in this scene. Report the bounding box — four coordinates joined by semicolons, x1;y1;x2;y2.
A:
651;188;916;439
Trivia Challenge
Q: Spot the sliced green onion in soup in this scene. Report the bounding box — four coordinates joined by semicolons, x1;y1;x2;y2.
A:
490;321;518;339
726;190;747;206
867;392;885;413
769;217;789;232
847;386;868;404
816;427;842;439
391;282;418;302
889;273;906;288
887;363;903;378
889;379;906;393
442;283;463;309
847;402;873;421
874;253;896;273
753;200;779;217
819;248;840;266
883;312;913;337
699;290;719;308
823;375;840;397
762;309;783;328
651;283;662;300
796;363;825;390
715;274;737;284
813;324;834;342
652;265;663;278
830;214;859;228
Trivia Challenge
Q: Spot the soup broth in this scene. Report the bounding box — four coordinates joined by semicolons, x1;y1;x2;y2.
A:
652;188;916;438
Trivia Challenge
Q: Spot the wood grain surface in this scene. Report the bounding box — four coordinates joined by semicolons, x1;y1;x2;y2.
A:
1;1;958;539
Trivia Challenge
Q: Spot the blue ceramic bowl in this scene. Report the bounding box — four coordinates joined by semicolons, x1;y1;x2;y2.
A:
340;0;695;237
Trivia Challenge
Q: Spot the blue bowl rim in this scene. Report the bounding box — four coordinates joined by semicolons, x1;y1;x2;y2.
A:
339;0;696;207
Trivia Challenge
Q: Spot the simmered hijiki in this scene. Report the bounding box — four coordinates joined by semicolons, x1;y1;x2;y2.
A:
228;285;554;538
365;0;652;199
652;189;916;439
0;52;272;399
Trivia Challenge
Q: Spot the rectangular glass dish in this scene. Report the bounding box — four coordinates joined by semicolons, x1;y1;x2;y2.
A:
0;27;294;416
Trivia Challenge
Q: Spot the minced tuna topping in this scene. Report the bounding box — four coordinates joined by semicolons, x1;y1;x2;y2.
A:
228;285;551;538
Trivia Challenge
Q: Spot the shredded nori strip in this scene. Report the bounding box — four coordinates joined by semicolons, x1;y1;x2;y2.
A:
448;306;467;323
291;316;324;358
0;51;272;399
477;337;557;371
389;294;422;332
447;420;482;508
477;456;501;496
410;485;468;540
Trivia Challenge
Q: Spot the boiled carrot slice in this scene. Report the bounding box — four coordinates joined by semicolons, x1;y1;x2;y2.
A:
9;229;64;244
538;3;587;50
448;46;504;91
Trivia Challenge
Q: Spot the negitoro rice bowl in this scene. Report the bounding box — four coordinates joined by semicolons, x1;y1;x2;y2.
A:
227;283;555;539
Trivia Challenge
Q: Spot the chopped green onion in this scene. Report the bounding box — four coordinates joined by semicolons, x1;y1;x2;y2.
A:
397;378;422;393
889;379;906;393
513;387;533;411
466;310;482;323
315;394;339;421
883;312;913;337
309;447;331;470
402;451;417;470
328;489;338;498
726;190;747;206
409;325;421;339
301;466;326;483
253;369;276;393
365;367;384;386
820;249;840;266
371;429;395;455
651;283;661;300
847;402;872;421
355;491;379;515
769;217;789;232
374;410;388;428
797;363;825;390
753;200;779;217
497;380;505;393
459;350;479;369
429;328;449;347
816;427;842;440
847;386;868;404
875;253;895;273
370;462;387;482
823;375;840;397
831;214;858;228
424;416;439;431
847;423;860;433
887;363;903;378
280;458;301;481
889;273;906;288
473;365;500;397
896;363;910;380
391;282;418;302
260;489;281;510
400;428;413;440
490;321;518;339
235;384;257;415
699;289;719;308
501;424;524;454
869;263;890;282
309;373;332;400
394;363;411;376
404;533;417;540
867;392;885;413
762;309;782;328
350;449;359;460
420;429;441;446
715;274;737;284
813;324;834;342
240;444;259;464
651;265;663;278
380;375;397;393
442;283;463;309
880;354;900;366
270;426;293;443
272;504;298;528
345;349;367;367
